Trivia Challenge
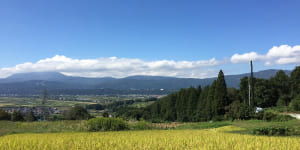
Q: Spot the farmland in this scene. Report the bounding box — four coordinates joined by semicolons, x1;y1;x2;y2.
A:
1;126;300;150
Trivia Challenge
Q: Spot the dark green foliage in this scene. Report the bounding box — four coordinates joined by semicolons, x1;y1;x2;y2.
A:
0;109;10;120
252;127;297;136
115;67;299;122
239;77;249;104
197;86;210;121
254;79;277;107
227;101;251;121
263;112;276;121
102;112;109;117
271;70;290;96
25;111;36;122
133;120;152;130
86;117;128;131
11;111;24;121
42;89;47;105
213;70;227;117
290;94;300;111
290;66;300;98
262;112;294;122
65;106;91;120
205;82;216;121
87;104;104;110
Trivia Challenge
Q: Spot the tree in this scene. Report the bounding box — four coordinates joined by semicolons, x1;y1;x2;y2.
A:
25;111;36;122
239;77;249;104
205;81;216;120
11;111;24;121
290;94;300;111
197;86;209;121
213;70;227;117
187;87;198;121
254;79;277;107
290;66;300;98
65;106;91;120
0;109;10;120
42;89;48;105
271;70;290;96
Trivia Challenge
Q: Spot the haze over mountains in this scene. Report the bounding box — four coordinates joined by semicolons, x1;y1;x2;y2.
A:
0;69;291;95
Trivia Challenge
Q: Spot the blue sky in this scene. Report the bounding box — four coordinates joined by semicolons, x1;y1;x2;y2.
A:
0;0;299;78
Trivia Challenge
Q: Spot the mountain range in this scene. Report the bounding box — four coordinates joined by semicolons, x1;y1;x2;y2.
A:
0;69;291;95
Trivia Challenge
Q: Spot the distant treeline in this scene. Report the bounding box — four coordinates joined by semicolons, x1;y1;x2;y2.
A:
117;66;300;122
0;88;172;96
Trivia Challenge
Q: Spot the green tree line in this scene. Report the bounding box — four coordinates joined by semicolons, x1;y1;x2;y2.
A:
117;66;300;122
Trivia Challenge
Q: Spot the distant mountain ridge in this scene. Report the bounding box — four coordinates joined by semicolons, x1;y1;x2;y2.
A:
0;69;291;95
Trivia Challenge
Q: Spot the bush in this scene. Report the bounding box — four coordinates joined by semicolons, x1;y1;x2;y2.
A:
65;106;92;120
133;120;152;130
263;112;276;121
272;114;294;122
0;109;10;120
290;94;300;111
11;111;24;121
262;112;294;122
25;111;36;122
253;111;264;120
252;127;295;136
86;117;129;131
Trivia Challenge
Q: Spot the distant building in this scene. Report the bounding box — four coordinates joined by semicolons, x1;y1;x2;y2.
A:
255;107;263;113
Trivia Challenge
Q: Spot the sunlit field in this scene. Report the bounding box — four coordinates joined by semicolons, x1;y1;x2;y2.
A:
1;126;300;150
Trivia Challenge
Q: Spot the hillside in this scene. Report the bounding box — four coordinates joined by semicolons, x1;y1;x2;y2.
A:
0;69;291;95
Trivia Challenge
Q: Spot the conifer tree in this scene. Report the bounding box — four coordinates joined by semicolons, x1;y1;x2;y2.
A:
213;70;227;117
206;80;216;120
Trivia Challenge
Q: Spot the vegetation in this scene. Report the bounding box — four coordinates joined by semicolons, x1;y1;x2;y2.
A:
86;117;128;131
118;66;300;122
64;106;92;120
1;126;300;149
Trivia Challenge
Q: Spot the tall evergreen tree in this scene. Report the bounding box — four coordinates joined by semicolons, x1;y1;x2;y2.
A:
213;70;227;117
187;87;199;121
290;66;300;98
206;80;216;120
197;85;209;121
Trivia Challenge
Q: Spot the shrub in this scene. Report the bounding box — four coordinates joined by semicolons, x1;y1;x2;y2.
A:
86;117;129;131
252;127;295;136
253;111;264;120
263;112;276;121
261;112;294;122
272;114;294;122
11;111;24;121
65;106;92;120
133;120;152;130
290;94;300;111
25;111;36;122
0;109;10;120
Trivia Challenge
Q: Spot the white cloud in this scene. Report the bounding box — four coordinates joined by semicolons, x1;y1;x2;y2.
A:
0;55;221;79
230;45;300;65
230;52;264;63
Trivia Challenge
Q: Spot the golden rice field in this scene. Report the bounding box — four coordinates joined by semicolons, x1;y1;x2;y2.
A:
0;126;300;150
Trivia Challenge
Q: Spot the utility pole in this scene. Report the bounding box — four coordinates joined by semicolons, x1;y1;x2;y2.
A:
248;60;253;107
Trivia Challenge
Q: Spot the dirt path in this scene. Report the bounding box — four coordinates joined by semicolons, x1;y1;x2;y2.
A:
287;113;300;120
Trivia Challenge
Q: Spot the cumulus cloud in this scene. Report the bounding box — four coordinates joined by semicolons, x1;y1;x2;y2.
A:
230;45;300;65
0;55;221;78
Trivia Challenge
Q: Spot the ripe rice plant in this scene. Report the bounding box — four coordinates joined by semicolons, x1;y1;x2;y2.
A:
0;126;300;150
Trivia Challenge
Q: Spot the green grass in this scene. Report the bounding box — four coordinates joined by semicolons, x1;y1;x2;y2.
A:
231;119;300;135
0;120;87;137
0;97;96;107
175;121;232;130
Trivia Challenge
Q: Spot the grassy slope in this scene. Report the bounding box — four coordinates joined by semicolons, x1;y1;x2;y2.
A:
0;121;86;136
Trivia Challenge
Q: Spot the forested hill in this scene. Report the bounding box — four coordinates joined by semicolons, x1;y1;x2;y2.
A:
116;67;300;122
0;69;291;95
